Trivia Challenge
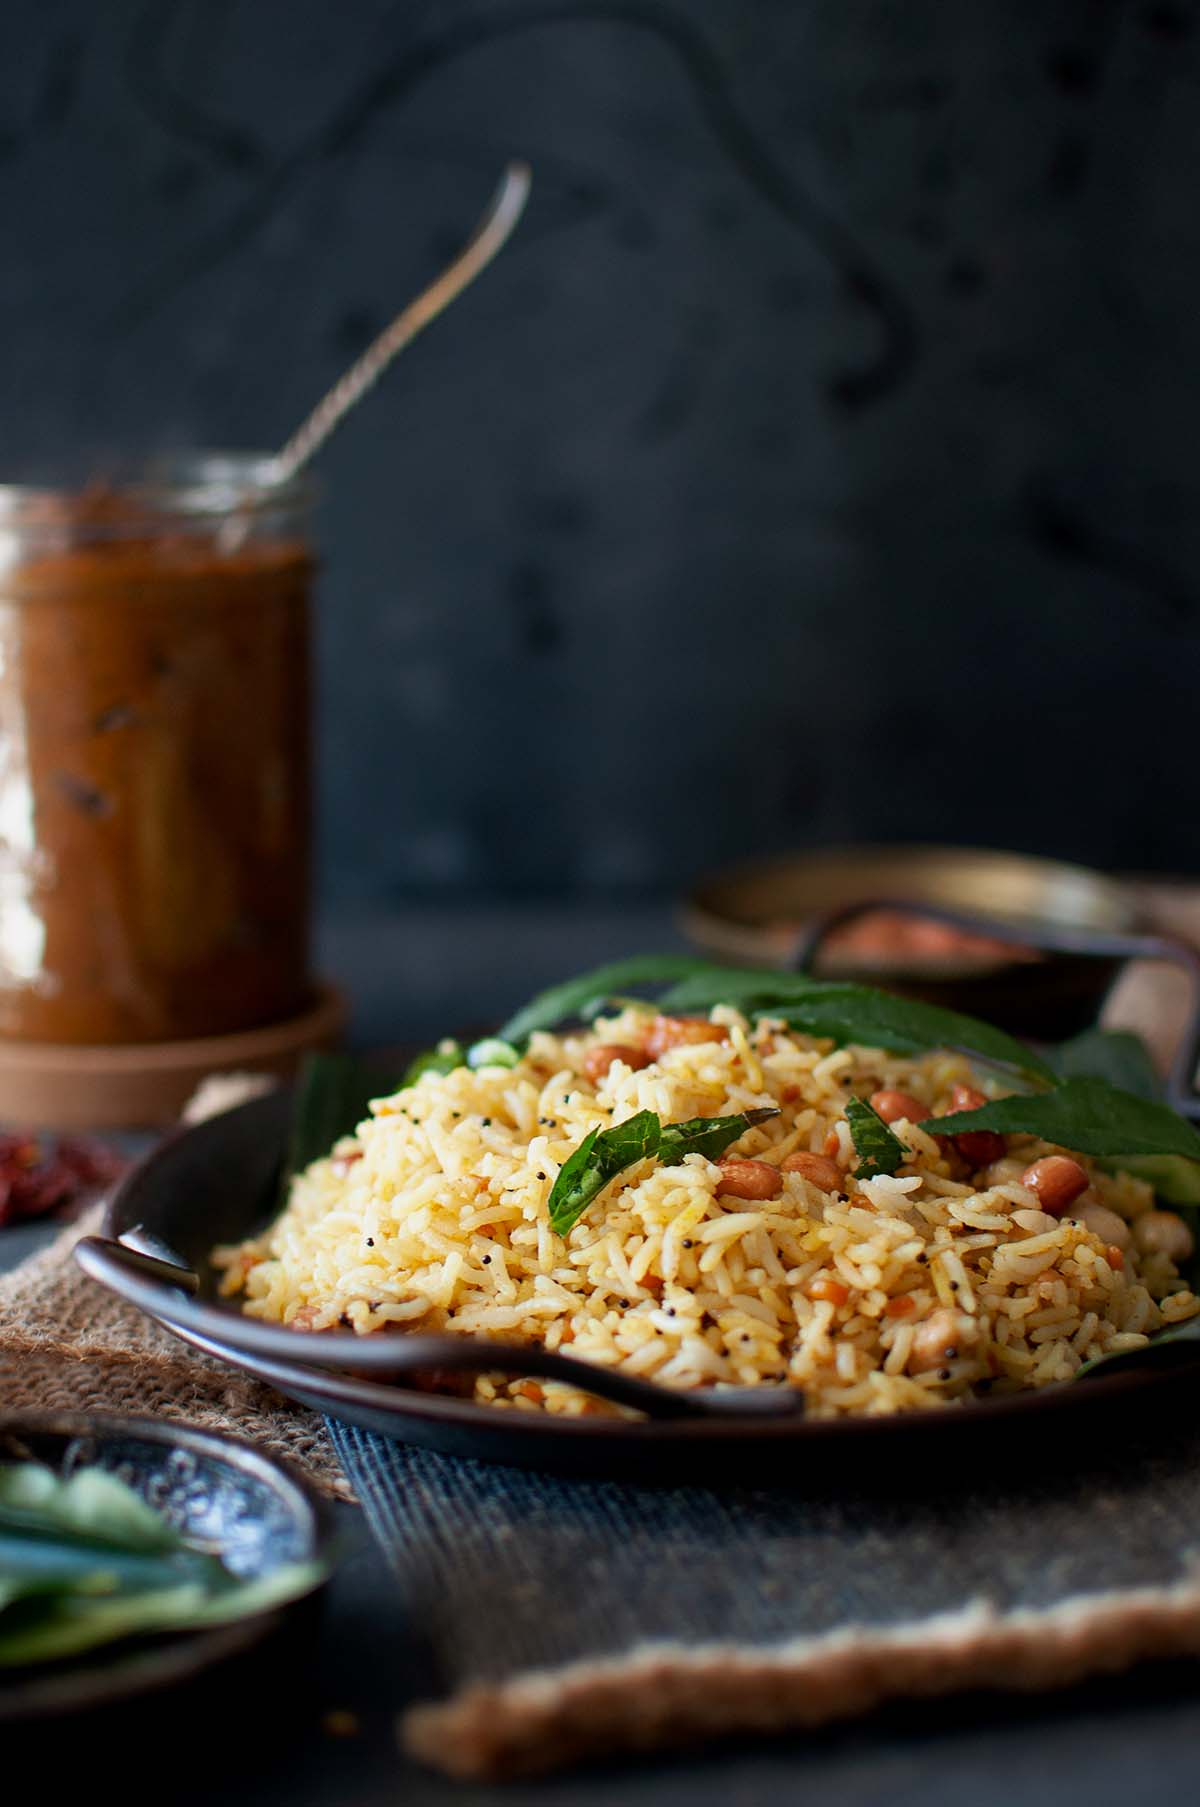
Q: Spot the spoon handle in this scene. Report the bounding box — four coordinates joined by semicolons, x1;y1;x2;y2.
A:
270;161;531;486
76;1236;200;1296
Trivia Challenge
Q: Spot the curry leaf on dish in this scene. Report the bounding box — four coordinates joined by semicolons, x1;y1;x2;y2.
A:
845;1097;908;1180
658;1108;780;1163
0;1463;182;1554
0;1563;326;1668
547;1110;661;1237
0;1528;226;1596
0;1464;329;1669
499;957;712;1045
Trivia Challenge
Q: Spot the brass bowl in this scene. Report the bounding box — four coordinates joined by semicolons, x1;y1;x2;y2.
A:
683;844;1140;1040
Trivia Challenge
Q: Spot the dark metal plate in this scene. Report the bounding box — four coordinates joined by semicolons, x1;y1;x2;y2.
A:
89;1095;1200;1484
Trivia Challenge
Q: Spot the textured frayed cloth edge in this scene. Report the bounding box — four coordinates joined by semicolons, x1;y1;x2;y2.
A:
0;1207;354;1503
403;1564;1200;1780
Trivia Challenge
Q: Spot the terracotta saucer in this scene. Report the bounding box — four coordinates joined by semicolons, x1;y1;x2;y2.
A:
0;982;345;1130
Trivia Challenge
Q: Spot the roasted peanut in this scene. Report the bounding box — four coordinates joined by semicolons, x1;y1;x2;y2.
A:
716;1157;783;1201
948;1084;1006;1168
981;1156;1030;1188
582;1042;650;1084
1073;1198;1132;1250
869;1088;924;1125
646;1015;729;1058
908;1308;966;1375
1132;1209;1195;1264
781;1151;845;1193
1021;1155;1090;1217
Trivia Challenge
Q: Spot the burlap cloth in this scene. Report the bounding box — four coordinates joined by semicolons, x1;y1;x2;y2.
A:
0;1206;353;1502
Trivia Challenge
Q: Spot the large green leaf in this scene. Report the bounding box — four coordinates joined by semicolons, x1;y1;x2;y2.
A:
1050;1028;1163;1100
922;1076;1200;1162
499;956;711;1045
771;986;1056;1085
284;1053;386;1200
501;957;1056;1083
656;966;822;1014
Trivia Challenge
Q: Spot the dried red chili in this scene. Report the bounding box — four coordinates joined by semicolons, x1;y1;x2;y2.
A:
0;1133;127;1227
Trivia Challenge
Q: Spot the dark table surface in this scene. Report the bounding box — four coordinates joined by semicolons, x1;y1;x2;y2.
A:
6;905;1200;1806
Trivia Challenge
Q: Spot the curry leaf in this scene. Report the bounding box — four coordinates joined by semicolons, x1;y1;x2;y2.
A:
921;1077;1200;1163
499;957;711;1044
1101;1156;1200;1205
845;1097;907;1179
0;1465;182;1555
0;1464;329;1669
284;1053;386;1202
1076;1315;1200;1381
658;1108;780;1163
657;966;822;1014
0;1528;226;1596
770;986;1056;1086
547;1111;662;1236
657;965;1053;1083
547;1108;779;1236
1051;1028;1162;1100
0;1563;325;1668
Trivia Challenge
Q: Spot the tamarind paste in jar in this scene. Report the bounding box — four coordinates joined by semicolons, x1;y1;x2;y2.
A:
0;456;314;1044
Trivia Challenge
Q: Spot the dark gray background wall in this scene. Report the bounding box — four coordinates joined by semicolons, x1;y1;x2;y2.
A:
3;1;1198;905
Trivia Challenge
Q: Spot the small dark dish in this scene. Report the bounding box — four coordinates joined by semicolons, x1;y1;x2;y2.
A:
685;844;1140;1039
0;1411;332;1722
73;1097;1200;1484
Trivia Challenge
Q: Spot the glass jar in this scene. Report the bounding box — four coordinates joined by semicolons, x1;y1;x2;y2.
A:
0;454;314;1044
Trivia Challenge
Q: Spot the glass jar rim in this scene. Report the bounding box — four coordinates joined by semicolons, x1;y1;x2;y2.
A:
0;451;314;537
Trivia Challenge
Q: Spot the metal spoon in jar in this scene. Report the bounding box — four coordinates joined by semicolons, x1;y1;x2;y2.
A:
219;160;531;548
